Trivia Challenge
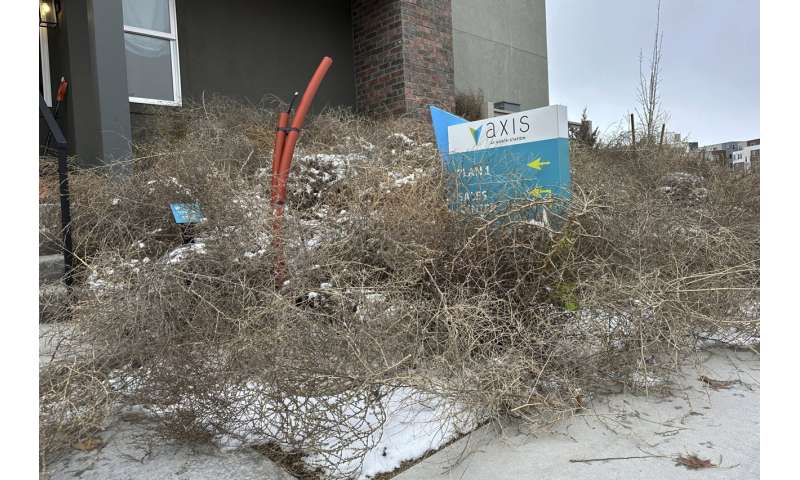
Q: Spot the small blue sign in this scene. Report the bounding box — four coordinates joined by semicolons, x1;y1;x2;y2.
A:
170;202;205;224
430;105;571;224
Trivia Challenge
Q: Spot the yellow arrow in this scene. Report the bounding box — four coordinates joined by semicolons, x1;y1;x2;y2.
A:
529;187;552;198
527;157;551;170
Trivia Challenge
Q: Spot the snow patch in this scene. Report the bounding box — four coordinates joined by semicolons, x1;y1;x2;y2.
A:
87;267;118;291
300;153;364;182
210;385;474;479
388;133;416;147
167;242;207;264
243;249;267;259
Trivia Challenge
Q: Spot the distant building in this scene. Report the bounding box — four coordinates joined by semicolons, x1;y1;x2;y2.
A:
700;138;760;170
750;145;760;164
731;144;760;171
662;131;701;152
664;131;682;144
700;141;747;161
707;149;729;163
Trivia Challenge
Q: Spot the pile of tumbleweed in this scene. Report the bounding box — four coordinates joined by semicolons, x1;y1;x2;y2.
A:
40;97;759;477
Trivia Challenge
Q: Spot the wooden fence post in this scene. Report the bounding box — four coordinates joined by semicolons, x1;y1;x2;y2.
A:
630;114;636;148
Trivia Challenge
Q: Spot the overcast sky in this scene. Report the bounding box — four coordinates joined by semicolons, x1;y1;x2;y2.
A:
546;0;759;146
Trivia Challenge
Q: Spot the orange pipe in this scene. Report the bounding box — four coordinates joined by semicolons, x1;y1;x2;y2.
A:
272;57;333;287
274;56;333;206
270;112;289;205
272;211;286;286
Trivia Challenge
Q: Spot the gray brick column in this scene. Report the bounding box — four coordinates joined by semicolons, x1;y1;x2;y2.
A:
64;0;132;170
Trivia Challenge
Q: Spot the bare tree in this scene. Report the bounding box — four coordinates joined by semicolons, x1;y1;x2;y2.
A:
636;0;668;144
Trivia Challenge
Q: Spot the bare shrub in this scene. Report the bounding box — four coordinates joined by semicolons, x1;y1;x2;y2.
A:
40;97;759;477
454;89;484;121
40;357;114;469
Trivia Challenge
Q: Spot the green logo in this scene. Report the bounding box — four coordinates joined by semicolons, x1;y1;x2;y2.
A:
469;126;483;145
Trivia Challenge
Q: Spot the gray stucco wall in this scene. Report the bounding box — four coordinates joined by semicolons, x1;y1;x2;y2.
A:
451;0;549;112
86;0;133;170
174;0;355;109
131;0;356;145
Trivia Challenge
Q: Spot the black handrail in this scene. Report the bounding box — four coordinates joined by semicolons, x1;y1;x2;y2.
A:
39;94;74;287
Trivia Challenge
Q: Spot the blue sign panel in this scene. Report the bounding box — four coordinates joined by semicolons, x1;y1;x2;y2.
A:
170;202;205;224
429;105;467;161
431;105;570;224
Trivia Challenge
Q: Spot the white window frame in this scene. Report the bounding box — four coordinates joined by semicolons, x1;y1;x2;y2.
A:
123;0;182;106
40;26;52;107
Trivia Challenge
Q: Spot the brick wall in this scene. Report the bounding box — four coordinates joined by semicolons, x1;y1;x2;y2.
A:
399;0;455;117
352;0;406;115
352;0;454;117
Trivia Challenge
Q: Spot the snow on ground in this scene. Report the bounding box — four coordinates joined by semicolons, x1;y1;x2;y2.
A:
339;135;375;152
110;376;475;480
86;240;209;291
243;248;267;259
209;385;474;479
292;208;350;251
86;257;152;292
87;267;118;291
386;168;424;188
299;153;364;182
144;176;194;197
388;133;416;147
167;242;207;264
351;389;474;479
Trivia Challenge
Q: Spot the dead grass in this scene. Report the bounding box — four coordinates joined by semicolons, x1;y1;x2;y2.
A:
39;97;759;477
454;89;484;121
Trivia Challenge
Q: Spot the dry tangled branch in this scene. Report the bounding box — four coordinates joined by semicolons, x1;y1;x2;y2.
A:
40;97;759;477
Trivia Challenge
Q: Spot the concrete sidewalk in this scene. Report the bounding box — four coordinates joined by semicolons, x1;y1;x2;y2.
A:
41;322;295;480
396;348;759;480
44;412;295;480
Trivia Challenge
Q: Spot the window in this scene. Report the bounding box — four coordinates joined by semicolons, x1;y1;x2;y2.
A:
122;0;181;106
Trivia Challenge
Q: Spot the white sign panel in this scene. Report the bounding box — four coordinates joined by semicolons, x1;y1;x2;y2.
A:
448;105;569;154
